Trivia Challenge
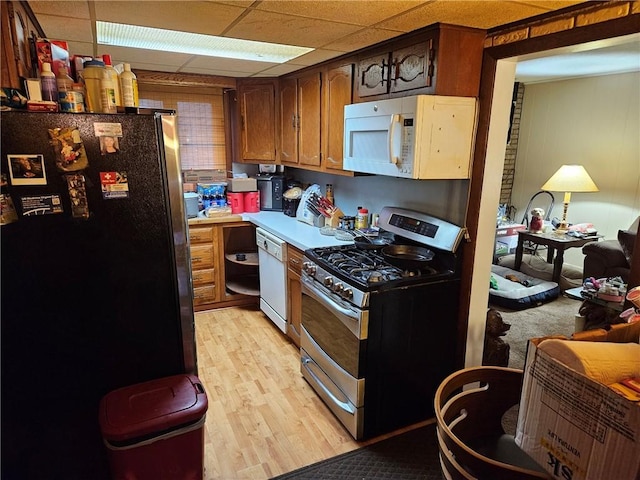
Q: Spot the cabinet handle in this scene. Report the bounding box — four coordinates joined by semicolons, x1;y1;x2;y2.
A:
191;235;201;241
290;258;300;265
192;256;202;263
291;113;296;129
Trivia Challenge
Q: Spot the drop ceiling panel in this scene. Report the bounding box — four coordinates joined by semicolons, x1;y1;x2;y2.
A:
223;9;362;48
94;46;194;68
29;1;90;19
379;1;581;31
186;55;279;73
34;15;94;43
254;1;428;26
324;27;407;53
93;1;246;36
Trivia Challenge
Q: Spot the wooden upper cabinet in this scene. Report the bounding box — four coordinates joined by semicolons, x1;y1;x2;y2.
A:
358;52;391;97
279;77;297;164
389;41;433;94
297;72;321;167
323;63;353;172
238;80;277;163
1;1;45;89
355;24;484;100
279;72;321;167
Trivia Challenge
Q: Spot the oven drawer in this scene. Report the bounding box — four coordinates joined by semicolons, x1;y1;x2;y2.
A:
301;325;364;407
301;346;364;440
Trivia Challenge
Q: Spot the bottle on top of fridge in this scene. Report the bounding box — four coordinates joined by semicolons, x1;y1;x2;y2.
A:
82;59;106;113
119;63;139;107
102;54;122;106
40;62;57;102
100;69;117;114
56;67;84;112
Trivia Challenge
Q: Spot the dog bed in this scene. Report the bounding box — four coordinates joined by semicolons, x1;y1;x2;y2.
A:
489;264;560;310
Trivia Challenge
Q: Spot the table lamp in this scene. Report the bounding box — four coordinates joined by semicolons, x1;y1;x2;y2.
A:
541;164;598;233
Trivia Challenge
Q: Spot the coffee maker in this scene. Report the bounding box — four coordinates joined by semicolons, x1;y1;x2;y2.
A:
255;174;285;211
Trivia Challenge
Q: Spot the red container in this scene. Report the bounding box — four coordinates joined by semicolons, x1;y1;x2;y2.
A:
227;192;244;214
244;191;260;213
99;374;208;480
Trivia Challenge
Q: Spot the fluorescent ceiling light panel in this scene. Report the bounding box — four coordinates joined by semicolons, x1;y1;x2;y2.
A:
97;21;314;63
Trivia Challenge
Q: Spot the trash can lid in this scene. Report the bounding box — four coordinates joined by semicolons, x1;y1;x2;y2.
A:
99;374;208;441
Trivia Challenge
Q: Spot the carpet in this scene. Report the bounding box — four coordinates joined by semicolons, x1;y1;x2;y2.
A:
270;423;443;480
493;294;582;369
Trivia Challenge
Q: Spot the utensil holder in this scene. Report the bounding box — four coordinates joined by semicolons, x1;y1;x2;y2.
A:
327;208;344;228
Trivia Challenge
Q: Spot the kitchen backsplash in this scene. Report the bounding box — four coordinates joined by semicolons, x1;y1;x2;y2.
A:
232;163;468;227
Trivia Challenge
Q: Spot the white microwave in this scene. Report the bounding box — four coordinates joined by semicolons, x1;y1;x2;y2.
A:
343;95;478;179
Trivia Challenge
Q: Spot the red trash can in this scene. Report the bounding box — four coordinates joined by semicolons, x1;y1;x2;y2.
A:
99;374;208;480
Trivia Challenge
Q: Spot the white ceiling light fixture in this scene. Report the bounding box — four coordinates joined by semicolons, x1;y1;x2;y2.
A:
96;21;314;63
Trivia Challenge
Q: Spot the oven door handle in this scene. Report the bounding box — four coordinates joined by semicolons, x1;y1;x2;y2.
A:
301;356;355;415
301;277;360;324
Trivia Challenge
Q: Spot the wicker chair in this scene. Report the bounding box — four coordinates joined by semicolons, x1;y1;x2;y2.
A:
434;366;551;480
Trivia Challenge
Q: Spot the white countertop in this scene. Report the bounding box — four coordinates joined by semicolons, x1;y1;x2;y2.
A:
241;211;351;251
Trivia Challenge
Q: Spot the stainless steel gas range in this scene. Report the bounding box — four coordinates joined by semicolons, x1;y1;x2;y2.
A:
300;206;466;440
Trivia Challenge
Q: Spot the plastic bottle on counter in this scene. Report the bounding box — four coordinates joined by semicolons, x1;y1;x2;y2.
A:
355;207;369;230
119;63;139;107
102;54;122;107
40;62;57;102
82;59;106;113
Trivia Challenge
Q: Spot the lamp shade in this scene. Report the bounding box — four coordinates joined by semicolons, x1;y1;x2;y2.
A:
541;165;599;193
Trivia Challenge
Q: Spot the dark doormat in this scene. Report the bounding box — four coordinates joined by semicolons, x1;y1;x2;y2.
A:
270;422;442;480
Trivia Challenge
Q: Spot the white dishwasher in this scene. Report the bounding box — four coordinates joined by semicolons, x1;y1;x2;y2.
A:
256;227;288;333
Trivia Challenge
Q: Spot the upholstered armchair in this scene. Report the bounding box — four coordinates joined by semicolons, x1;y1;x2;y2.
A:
582;218;637;283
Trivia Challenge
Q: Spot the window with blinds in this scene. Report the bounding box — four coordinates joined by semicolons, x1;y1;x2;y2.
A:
138;85;226;171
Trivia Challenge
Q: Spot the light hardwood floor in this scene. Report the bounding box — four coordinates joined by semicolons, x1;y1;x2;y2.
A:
195;305;430;479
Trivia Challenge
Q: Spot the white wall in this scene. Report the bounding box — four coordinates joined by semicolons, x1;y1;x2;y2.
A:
511;72;640;267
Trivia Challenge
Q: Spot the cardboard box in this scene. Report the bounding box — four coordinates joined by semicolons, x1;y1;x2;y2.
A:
227;177;257;192
516;339;640;480
495;223;526;253
35;39;71;77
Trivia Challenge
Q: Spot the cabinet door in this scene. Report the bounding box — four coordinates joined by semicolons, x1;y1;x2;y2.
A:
279;77;298;164
239;82;276;162
297;72;321;167
357;53;390;97
1;1;41;89
389;40;434;94
286;245;304;347
324;64;353;171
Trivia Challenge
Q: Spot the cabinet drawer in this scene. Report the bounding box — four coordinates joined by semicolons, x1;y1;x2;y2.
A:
288;245;304;275
192;267;215;286
190;244;214;268
189;227;214;244
193;285;216;305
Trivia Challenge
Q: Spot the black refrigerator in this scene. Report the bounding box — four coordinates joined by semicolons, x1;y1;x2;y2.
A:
1;110;196;479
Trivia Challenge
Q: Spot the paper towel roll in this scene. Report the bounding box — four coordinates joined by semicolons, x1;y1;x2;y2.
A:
538;339;640;385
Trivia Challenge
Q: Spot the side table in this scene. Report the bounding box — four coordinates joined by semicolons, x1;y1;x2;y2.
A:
514;231;600;284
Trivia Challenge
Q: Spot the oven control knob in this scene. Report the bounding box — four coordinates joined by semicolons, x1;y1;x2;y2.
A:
323;277;334;287
303;262;316;275
333;283;344;293
343;288;353;299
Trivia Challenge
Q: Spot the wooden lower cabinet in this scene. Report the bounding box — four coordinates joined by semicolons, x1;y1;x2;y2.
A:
286;244;304;347
189;221;258;311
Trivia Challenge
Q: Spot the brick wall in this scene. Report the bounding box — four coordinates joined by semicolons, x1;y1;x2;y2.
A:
501;82;524;206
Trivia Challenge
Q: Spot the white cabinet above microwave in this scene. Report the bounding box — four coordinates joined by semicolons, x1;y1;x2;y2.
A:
343;95;478;180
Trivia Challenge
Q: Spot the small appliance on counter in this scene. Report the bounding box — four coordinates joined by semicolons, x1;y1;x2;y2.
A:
283;179;302;217
255;174;285;211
